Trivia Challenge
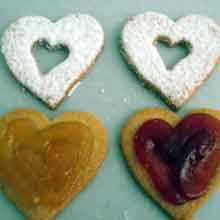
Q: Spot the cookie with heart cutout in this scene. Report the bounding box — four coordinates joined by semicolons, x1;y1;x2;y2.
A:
0;109;108;220
121;108;220;220
121;12;220;110
1;14;104;109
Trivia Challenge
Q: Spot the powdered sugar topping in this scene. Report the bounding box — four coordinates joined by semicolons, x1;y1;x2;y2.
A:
1;14;104;108
122;12;220;109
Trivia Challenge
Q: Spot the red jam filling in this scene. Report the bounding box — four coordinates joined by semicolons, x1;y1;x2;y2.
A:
134;114;220;205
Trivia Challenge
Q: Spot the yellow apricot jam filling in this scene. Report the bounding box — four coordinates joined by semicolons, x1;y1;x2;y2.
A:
0;119;94;208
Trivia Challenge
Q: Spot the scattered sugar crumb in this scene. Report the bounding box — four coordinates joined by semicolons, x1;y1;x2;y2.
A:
105;115;112;121
123;210;129;220
21;87;27;93
99;88;105;94
123;97;128;103
21;87;29;98
67;82;81;97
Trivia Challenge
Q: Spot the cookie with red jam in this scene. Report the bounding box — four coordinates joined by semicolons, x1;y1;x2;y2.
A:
121;108;220;220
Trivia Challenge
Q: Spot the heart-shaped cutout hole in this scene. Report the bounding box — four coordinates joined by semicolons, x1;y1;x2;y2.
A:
121;12;220;109
155;37;191;70
32;40;70;75
121;108;220;220
1;14;104;108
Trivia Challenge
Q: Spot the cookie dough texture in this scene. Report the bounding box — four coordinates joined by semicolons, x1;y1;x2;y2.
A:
121;108;220;220
121;12;220;110
1;14;104;108
0;109;108;220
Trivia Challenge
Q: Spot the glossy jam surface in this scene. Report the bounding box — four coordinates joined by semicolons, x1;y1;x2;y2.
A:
134;114;220;205
0;119;94;208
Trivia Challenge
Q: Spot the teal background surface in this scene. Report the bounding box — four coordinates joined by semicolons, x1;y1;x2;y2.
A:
0;0;220;219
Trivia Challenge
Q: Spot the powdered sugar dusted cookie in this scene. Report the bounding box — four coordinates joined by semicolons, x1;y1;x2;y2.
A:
121;12;220;110
1;14;104;108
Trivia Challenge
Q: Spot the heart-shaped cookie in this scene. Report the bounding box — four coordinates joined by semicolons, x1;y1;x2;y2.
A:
0;109;108;220
121;108;220;220
1;14;104;108
121;12;220;110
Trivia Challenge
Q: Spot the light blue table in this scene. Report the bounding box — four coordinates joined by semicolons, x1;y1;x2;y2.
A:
0;0;220;219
